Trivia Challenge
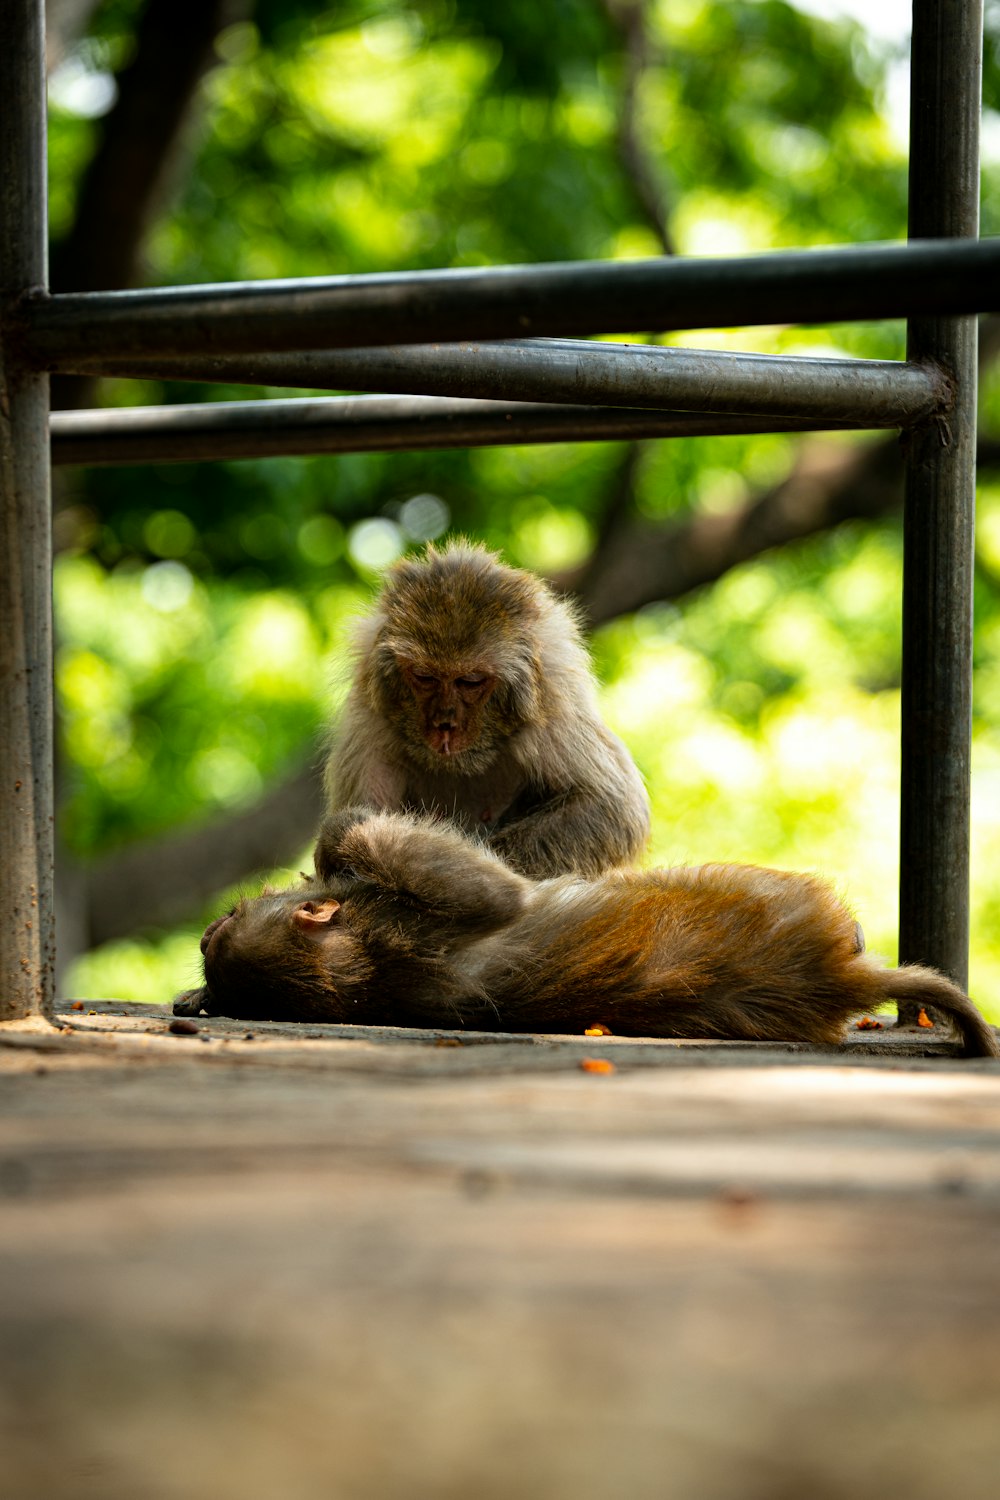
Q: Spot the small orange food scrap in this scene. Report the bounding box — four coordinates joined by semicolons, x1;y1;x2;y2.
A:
917;1007;935;1028
579;1057;616;1075
70;1000;84;1012
855;1016;883;1030
584;1024;612;1037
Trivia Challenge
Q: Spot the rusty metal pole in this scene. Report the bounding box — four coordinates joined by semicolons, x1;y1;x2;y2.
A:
0;0;55;1020
899;0;983;999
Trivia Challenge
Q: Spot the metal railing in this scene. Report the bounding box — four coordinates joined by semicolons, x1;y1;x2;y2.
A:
0;0;986;1018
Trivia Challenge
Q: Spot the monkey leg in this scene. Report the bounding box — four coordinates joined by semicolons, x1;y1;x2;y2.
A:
314;805;382;880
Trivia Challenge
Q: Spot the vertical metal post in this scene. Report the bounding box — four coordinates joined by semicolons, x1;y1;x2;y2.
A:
0;0;55;1020
899;0;983;997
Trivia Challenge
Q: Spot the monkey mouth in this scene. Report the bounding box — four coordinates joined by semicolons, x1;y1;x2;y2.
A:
428;725;463;757
201;911;234;957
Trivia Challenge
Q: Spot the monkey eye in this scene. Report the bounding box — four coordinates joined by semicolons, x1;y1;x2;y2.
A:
457;675;486;688
411;672;437;685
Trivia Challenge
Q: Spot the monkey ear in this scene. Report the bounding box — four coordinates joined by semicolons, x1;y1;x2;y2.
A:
292;899;341;930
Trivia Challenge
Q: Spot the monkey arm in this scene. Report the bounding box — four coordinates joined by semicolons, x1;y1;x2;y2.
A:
488;792;628;878
491;725;650;878
323;691;407;812
316;809;529;942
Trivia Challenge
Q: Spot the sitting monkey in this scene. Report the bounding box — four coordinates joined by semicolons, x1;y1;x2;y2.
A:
323;541;650;877
175;809;1000;1057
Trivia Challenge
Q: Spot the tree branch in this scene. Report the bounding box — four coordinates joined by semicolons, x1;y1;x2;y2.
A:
51;0;247;409
65;761;324;949
599;0;675;253
573;442;648;600
564;434;907;625
562;307;1000;626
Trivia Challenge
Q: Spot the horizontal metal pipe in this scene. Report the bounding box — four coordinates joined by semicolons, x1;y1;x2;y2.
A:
49;393;860;467
49;338;948;425
23;238;1000;363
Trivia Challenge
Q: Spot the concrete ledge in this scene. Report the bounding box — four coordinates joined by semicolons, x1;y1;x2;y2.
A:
0;1000;988;1074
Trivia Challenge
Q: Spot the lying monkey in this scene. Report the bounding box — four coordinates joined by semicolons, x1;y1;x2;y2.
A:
174;809;1000;1057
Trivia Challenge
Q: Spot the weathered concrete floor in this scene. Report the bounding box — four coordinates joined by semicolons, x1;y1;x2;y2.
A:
2;1002;1000;1500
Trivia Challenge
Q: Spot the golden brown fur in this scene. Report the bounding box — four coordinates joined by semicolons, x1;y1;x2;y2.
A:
324;542;650;878
175;810;1000;1058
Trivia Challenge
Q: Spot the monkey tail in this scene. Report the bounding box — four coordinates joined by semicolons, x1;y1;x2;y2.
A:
877;964;1000;1058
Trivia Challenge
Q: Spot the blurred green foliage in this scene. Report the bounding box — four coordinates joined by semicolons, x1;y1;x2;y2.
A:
49;0;1000;1016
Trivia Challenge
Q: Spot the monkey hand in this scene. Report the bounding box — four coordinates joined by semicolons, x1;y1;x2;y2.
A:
488;776;647;879
173;985;214;1017
487;807;572;879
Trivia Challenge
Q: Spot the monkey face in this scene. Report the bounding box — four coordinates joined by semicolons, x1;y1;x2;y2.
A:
366;546;544;775
199;891;373;1021
400;662;500;765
